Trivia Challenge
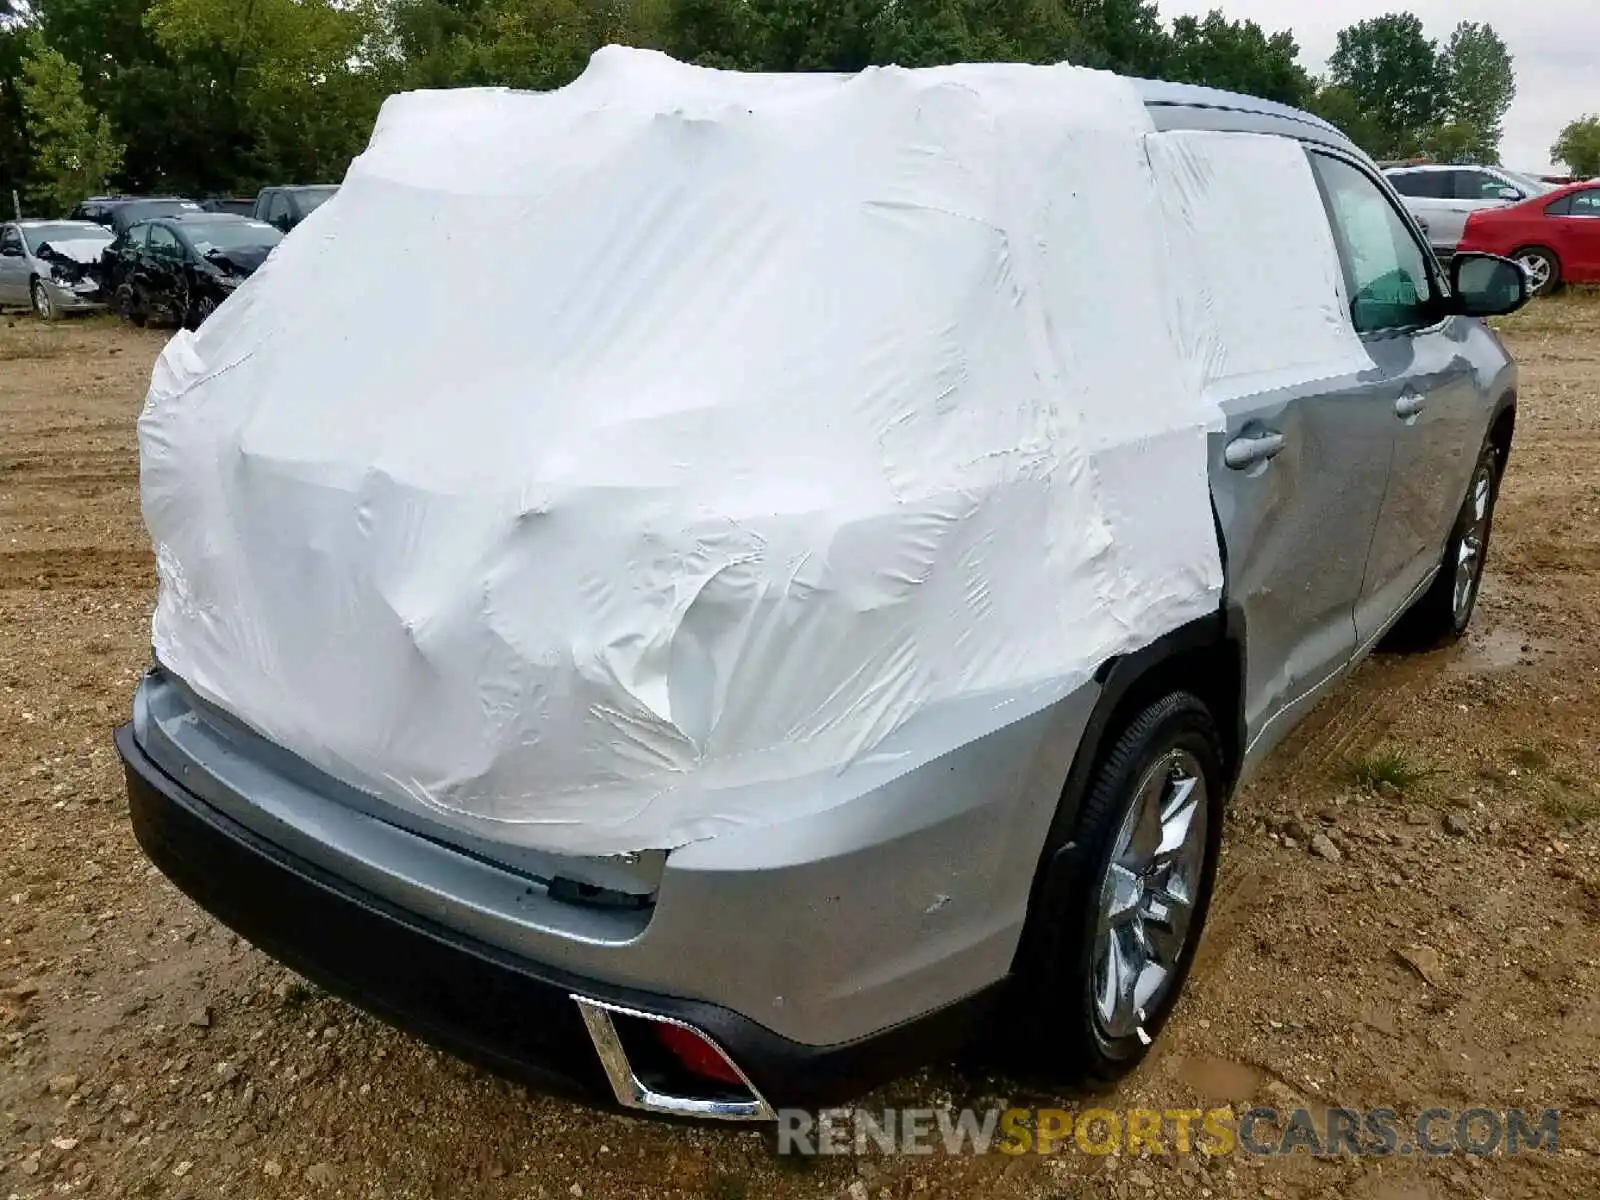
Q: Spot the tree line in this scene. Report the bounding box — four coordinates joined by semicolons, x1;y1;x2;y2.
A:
0;0;1591;216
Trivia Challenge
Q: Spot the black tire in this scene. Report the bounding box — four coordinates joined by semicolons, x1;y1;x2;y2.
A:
114;282;145;327
30;278;57;322
1511;245;1563;297
1391;442;1501;649
185;291;217;331
1006;692;1226;1089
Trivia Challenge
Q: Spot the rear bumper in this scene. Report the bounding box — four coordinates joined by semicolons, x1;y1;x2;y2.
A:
117;721;1003;1115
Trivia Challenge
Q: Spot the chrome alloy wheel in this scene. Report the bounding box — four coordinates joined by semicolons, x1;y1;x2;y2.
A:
1516;252;1552;293
1092;748;1208;1043
1453;459;1494;625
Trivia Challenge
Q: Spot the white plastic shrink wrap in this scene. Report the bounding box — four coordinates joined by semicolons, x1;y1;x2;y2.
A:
139;48;1360;854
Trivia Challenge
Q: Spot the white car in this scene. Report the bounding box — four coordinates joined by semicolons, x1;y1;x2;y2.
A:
1384;164;1557;256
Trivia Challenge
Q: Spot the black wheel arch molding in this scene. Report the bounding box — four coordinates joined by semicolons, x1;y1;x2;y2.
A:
1011;599;1246;968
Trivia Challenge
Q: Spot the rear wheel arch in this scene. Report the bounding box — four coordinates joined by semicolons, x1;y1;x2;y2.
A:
1014;606;1245;951
1003;613;1242;1083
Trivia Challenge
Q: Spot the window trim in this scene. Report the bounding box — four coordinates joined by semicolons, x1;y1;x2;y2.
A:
1386;168;1450;200
1306;147;1449;340
1552;188;1600;218
147;224;183;260
1452;168;1506;202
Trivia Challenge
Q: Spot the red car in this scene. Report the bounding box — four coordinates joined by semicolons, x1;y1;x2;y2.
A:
1459;180;1600;296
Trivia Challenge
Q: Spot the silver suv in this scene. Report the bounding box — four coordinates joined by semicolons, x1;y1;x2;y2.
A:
1385;163;1556;256
116;78;1528;1121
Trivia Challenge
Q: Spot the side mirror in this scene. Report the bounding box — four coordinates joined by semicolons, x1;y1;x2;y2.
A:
1451;252;1529;317
1494;186;1521;201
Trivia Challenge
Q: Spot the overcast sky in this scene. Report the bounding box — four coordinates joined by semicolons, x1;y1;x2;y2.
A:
1164;0;1594;172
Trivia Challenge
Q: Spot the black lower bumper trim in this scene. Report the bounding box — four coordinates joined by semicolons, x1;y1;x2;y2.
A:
116;723;1000;1114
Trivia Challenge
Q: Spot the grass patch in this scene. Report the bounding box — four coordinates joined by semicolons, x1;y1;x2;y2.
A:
1346;749;1437;793
0;339;69;362
1511;744;1553;773
1493;286;1600;335
1540;790;1600;828
704;1173;750;1200
1475;764;1509;787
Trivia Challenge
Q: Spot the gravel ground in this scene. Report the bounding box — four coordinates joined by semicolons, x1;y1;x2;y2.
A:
3;297;1599;1200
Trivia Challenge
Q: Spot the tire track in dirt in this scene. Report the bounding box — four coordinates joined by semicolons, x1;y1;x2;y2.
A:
0;547;153;589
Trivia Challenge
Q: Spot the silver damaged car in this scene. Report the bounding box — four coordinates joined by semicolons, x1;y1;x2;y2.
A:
115;79;1529;1120
0;219;114;319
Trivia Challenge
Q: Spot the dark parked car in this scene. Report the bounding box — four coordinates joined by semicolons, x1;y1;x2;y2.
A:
68;195;140;226
104;214;282;329
252;185;339;232
69;195;200;230
200;197;257;216
107;198;204;235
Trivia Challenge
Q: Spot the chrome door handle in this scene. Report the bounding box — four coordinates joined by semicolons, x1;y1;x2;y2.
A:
1223;431;1286;470
1395;392;1426;419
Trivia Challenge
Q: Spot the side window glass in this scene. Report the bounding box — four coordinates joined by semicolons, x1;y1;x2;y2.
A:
1309;153;1437;335
148;226;180;259
1546;195;1573;217
1404;172;1450;199
1569;190;1600;217
1388;172;1418;197
0;226;21;255
1456;171;1516;201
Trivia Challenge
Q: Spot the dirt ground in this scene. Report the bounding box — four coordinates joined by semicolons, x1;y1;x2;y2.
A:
3;296;1599;1200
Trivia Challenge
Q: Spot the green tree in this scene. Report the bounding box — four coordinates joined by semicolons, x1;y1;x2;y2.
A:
37;0;252;192
465;0;643;89
1326;13;1441;160
651;0;760;68
1305;83;1383;154
389;0;506;86
1433;21;1513;163
0;11;34;206
1421;120;1482;165
1062;0;1168;75
1552;115;1600;178
144;0;391;185
867;0;973;67
16;34;123;213
1166;11;1309;106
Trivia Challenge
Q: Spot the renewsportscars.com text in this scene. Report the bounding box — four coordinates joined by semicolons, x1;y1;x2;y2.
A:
775;1106;1559;1158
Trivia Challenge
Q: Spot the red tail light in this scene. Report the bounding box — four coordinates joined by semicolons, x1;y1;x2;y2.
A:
653;1023;744;1085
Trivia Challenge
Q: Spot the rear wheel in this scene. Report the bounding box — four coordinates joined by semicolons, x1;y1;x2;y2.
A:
1512;246;1562;296
1007;692;1225;1087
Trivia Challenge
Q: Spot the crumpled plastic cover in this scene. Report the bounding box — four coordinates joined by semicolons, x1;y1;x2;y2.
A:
139;48;1361;854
